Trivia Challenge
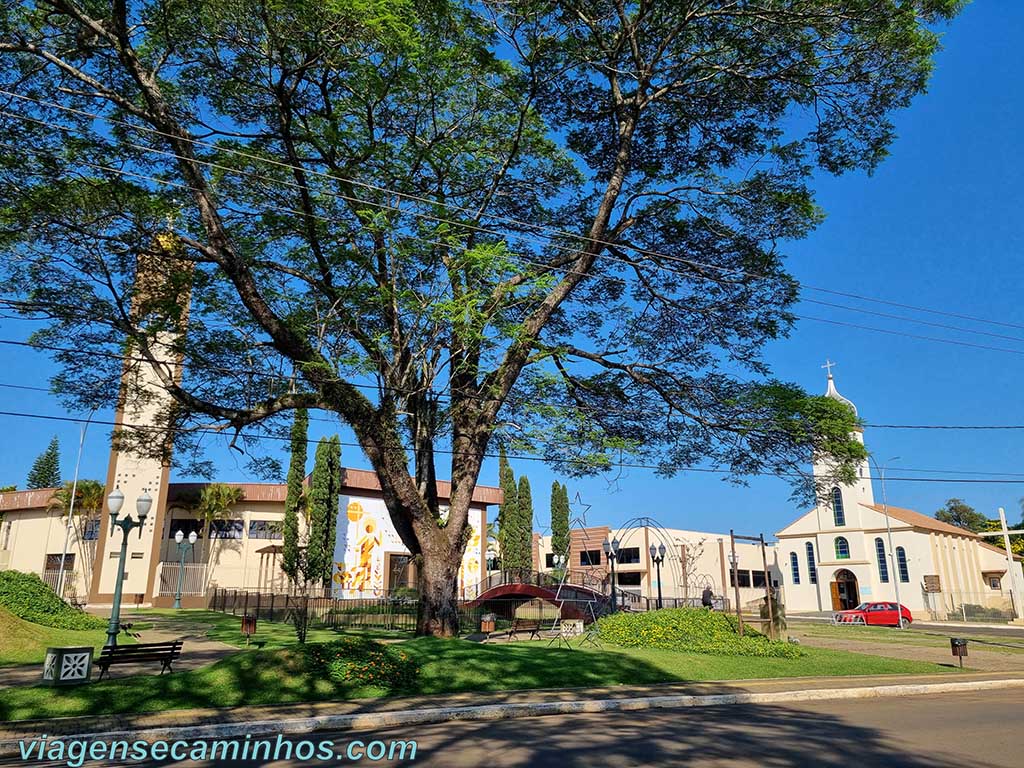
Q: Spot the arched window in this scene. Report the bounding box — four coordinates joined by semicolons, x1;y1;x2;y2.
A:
789;552;801;585
832;487;846;527
835;536;850;560
875;538;889;583
896;546;910;583
805;542;818;584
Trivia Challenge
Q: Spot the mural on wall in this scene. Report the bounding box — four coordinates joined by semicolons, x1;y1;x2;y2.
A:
331;496;484;598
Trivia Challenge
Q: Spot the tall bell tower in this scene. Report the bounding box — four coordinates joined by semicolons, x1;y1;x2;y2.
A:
88;234;192;605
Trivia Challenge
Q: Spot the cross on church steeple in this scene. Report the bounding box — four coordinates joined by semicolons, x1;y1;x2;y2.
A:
822;358;837;378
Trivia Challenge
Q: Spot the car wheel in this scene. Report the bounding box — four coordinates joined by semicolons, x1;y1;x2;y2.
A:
855;616;866;625
899;618;910;629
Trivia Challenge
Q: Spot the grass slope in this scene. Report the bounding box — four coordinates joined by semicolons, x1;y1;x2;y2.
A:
0;606;112;667
0;635;952;722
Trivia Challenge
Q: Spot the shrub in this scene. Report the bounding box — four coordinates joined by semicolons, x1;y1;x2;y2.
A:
0;571;106;630
302;637;419;691
596;608;803;659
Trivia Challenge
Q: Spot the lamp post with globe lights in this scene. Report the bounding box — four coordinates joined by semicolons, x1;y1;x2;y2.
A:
172;529;198;609
105;489;152;647
602;538;620;611
649;543;667;609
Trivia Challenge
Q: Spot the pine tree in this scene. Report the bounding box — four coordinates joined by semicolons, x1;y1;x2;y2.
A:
282;409;308;584
26;436;61;489
306;435;342;589
497;446;518;570
551;481;570;561
515;475;534;571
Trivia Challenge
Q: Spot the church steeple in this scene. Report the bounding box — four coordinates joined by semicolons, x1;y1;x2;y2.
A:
822;359;858;417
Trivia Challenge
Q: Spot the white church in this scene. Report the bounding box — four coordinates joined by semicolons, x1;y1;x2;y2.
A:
777;369;1023;620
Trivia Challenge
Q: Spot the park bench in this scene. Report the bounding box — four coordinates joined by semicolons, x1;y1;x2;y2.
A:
508;618;543;641
96;639;183;680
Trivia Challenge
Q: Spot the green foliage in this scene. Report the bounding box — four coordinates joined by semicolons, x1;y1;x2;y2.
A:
302;637;419;692
550;481;569;559
497;446;518;568
26;435;61;489
596;608;803;659
307;435;342;587
0;571;106;630
282;408;308;583
0;485;16;492
935;498;989;533
512;474;534;569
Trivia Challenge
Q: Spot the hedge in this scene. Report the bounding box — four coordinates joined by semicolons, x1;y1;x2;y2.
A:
596;607;803;659
302;637;419;692
0;570;107;630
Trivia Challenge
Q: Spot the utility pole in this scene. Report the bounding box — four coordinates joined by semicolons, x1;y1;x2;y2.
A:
729;530;744;636
871;456;903;627
759;533;775;640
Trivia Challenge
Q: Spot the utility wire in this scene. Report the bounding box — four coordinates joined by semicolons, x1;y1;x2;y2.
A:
2;408;1024;485
4;90;1024;336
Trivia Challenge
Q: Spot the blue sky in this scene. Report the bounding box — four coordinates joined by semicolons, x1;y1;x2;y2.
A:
3;2;1023;537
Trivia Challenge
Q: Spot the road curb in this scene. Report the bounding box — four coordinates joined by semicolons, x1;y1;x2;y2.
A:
4;678;1024;755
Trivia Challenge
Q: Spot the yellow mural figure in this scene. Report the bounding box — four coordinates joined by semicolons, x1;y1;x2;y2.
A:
345;515;381;594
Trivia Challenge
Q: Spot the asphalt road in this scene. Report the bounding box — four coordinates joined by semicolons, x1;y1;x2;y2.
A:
9;688;1019;768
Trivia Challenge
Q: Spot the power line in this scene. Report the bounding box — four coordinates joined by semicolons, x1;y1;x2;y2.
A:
2;408;1024;485
4;89;1024;337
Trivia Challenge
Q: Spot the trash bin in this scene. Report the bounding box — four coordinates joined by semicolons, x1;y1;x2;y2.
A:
41;646;93;686
950;638;968;668
241;614;257;645
480;613;496;634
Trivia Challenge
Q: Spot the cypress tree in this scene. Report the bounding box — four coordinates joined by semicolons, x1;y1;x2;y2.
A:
497;446;518;570
551;481;569;560
282;409;308;584
307;435;342;588
27;436;62;489
515;475;534;571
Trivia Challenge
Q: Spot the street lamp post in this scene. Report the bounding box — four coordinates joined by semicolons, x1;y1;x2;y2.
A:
172;529;198;609
603;538;620;612
105;489;152;647
870;455;904;628
649;543;667;610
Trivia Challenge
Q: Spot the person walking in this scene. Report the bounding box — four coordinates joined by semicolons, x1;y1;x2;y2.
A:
702;586;714;610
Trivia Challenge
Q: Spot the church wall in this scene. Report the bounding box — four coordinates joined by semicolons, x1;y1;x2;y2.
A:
0;505;93;598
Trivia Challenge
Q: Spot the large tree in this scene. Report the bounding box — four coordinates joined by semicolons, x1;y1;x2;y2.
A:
306;435;342;589
281;408;309;585
935;498;989;534
550;481;570;561
0;0;957;634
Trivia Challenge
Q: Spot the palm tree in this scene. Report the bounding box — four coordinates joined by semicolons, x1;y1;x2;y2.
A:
192;483;245;568
48;479;105;590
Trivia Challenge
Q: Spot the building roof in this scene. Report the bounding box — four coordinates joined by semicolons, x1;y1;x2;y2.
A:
0;469;502;512
859;503;980;537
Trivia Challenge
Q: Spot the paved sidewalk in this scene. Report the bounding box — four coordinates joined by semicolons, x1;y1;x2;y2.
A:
4;670;1023;742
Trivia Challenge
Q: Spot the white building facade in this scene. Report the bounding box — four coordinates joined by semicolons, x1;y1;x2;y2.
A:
777;372;1022;620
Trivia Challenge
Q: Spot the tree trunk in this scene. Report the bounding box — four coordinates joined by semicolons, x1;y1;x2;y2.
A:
416;548;461;637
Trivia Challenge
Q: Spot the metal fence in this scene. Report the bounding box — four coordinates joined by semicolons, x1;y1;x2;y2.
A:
922;590;1016;623
157;563;208;596
41;569;78;599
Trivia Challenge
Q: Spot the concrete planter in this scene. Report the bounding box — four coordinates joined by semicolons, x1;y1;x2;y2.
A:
42;646;93;686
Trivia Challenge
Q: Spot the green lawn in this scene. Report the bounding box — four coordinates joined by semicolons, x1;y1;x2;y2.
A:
0;635;953;722
129;609;413;647
0;607;116;666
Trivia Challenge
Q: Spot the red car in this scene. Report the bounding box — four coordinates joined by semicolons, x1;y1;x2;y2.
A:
832;602;913;628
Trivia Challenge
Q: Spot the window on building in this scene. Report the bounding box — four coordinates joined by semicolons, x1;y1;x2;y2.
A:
387;554;415;591
209;519;244;539
752;570;768;588
580;549;601;566
616;572;642;586
832;487;846;527
834;537;850;560
729;569;752;588
545;553;556;568
1;520;11;550
875;538;889;583
168;519;203;539
82;517;100;541
617;547;641;564
989;576;1002;590
248;520;283;540
789;552;801;584
896;546;910;583
806;542;818;584
44;553;73;571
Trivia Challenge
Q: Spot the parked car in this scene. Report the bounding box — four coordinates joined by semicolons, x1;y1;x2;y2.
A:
832;602;913;628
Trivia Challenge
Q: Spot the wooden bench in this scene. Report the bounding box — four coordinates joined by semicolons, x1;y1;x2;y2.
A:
96;640;183;680
508;618;542;641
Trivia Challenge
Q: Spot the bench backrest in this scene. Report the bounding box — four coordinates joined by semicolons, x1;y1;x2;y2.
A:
99;640;183;659
513;619;541;628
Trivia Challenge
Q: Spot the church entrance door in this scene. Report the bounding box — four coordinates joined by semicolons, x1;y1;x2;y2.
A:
830;569;860;611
